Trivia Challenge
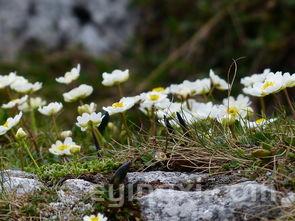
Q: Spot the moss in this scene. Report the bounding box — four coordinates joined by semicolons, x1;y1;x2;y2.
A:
27;158;119;183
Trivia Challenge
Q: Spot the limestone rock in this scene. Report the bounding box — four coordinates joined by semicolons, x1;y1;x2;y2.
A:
0;169;43;195
127;171;207;190
57;179;98;205
139;181;282;221
0;0;136;59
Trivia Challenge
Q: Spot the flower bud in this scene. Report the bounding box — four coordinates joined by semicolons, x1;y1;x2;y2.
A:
15;127;27;139
60;130;72;139
77;103;97;115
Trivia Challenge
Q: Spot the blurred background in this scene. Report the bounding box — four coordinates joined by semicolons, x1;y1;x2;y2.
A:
0;0;294;113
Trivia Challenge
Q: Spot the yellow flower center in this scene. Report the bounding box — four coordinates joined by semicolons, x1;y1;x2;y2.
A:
152;87;165;93
57;144;69;151
149;94;160;101
90;217;100;221
255;118;266;124
3;121;9;128
112;102;124;108
227;107;239;116
261;81;275;90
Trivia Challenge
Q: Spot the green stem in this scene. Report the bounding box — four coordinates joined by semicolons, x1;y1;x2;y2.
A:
117;84;123;98
93;126;105;148
120;112;131;145
260;97;266;118
22;140;39;169
52;115;59;138
284;89;295;118
30;109;37;135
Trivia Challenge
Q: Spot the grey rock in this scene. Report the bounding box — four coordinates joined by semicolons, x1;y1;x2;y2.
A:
139;181;282;221
57;179;98;204
0;169;43;195
281;192;295;207
46;179;98;219
127;171;207;190
0;0;136;59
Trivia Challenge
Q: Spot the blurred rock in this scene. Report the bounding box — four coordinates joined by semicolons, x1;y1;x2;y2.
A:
0;169;43;195
0;0;136;60
139;181;282;221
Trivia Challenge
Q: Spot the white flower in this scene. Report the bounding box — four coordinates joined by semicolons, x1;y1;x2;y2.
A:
49;137;81;156
60;130;73;139
209;69;229;90
0;72;18;89
56;64;80;84
83;213;108;221
240;69;271;87
189;100;216;119
156;102;182;119
168;82;195;99
216;95;253;124
15;127;27;139
239;118;277;129
63;84;93;102
243;72;284;97
102;69;129;86
10;81;42;94
18;97;46;112
282;72;295;88
38;102;63;116
103;97;136;115
194;78;211;95
151;86;169;94
78;102;97;115
2;95;28;109
139;92;170;113
0;112;23;135
76;112;103;131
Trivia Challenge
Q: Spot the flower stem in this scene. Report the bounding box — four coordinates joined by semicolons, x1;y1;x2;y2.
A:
117;84;123;98
52;115;59;137
120;112;131;145
260;97;266;118
284;89;295;118
92;126;105;149
30;109;38;135
21;139;39;169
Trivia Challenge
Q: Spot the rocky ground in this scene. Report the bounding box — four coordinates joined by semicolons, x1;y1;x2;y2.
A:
1;169;294;220
0;0;136;60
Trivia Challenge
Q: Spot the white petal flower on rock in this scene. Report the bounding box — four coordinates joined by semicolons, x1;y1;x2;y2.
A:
0;112;23;135
155;102;182;119
2;95;28;109
139;91;169;112
215;95;253;124
83;213;108;221
209;69;229;90
239;118;277;129
240;69;271;87
189;100;216;120
78;102;97;115
38;102;63;116
18;97;46;112
76;112;103;131
63;84;93;102
103;97;136;115
0;72;19;89
49;137;81;156
10;81;42;94
56;64;80;84
102;69;129;86
282;72;295;88
243;72;284;97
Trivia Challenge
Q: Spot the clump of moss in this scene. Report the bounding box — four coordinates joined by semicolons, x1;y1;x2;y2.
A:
27;158;119;183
